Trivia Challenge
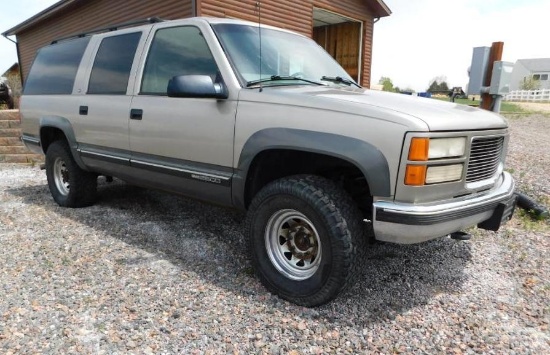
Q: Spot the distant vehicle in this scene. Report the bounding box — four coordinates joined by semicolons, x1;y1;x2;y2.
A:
0;77;14;109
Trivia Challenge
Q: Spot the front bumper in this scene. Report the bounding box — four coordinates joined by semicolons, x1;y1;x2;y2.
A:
372;172;516;244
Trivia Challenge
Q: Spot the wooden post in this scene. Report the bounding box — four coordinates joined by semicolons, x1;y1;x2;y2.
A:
480;41;504;110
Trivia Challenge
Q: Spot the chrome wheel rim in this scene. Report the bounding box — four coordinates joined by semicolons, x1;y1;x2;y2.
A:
265;209;322;280
53;157;70;196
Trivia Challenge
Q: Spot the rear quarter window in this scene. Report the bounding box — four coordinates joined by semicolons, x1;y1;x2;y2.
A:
24;37;90;95
87;32;142;95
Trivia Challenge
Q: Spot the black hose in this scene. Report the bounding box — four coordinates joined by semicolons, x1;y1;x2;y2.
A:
515;192;549;220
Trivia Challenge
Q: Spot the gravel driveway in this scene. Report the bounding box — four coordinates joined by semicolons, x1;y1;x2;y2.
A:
1;115;549;354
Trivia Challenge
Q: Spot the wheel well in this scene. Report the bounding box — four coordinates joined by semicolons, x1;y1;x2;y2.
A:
40;127;67;154
244;149;372;218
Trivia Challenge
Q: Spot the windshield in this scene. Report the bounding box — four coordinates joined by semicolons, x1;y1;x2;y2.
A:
211;24;357;88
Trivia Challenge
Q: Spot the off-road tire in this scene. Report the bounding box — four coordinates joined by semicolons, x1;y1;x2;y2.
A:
46;140;97;207
246;175;366;307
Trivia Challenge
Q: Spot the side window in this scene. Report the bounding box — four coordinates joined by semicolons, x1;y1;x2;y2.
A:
141;26;219;95
24;37;90;95
88;32;142;95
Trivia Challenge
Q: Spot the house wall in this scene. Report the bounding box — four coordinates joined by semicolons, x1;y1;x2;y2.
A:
510;62;531;91
198;0;375;87
16;0;376;87
510;61;550;90
16;0;194;81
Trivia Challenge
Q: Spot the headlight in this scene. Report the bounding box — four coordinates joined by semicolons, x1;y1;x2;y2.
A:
425;164;463;184
405;137;467;186
409;137;466;161
428;138;466;159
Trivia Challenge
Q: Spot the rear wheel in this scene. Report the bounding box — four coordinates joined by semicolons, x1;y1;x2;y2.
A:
46;140;97;207
246;175;365;307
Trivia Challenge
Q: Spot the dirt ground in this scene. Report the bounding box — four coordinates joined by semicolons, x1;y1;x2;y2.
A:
514;102;550;113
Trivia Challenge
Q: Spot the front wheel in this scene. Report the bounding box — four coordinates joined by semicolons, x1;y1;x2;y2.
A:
45;140;97;207
246;175;365;307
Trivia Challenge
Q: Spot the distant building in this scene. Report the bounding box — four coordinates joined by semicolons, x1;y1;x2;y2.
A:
510;58;550;90
1;63;19;79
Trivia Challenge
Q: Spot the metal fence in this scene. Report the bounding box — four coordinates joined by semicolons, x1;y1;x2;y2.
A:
505;89;550;102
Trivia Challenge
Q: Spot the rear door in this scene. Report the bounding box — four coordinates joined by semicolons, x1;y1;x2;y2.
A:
74;30;148;173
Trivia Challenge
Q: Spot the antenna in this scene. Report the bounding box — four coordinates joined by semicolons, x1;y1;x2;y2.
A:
256;1;263;92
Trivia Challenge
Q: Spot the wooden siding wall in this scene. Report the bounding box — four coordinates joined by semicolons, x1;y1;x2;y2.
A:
17;0;193;81
16;0;376;87
199;0;375;87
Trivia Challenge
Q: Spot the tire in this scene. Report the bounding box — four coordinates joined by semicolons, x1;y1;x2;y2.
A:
7;97;14;110
245;175;366;307
45;140;97;207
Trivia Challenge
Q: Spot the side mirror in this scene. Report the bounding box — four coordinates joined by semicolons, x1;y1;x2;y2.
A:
167;75;228;99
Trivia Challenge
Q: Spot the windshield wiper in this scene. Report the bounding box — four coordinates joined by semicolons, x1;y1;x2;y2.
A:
246;75;324;87
321;76;361;88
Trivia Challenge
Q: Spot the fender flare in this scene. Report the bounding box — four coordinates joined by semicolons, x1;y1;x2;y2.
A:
39;116;87;170
233;128;391;209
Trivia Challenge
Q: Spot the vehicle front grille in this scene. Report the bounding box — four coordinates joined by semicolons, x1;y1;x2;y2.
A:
466;136;504;183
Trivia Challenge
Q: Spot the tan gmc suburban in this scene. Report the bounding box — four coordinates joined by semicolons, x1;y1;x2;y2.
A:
20;17;516;306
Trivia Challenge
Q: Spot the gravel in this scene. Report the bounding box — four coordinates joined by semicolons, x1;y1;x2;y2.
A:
1;114;549;353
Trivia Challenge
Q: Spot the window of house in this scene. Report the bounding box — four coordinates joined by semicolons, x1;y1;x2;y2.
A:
533;74;541;80
141;26;219;95
88;32;142;94
540;74;549;81
24;37;90;95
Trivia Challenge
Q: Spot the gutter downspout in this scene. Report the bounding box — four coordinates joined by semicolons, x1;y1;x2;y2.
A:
2;34;24;87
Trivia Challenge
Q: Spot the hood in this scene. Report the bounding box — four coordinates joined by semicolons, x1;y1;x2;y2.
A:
242;86;509;132
315;88;508;131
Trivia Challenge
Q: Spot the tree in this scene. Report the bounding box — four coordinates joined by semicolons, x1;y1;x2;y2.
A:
427;76;449;93
378;76;395;92
5;72;22;109
520;76;541;90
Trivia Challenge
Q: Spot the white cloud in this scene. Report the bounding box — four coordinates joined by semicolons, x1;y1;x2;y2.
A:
372;0;550;91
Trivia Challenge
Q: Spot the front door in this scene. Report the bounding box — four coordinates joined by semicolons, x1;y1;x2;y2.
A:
128;25;236;204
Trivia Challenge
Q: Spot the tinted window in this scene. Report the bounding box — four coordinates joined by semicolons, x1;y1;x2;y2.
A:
88;32;141;94
141;26;219;95
24;37;90;95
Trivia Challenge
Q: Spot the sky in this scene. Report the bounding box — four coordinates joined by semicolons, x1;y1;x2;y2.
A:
1;0;549;91
371;0;550;91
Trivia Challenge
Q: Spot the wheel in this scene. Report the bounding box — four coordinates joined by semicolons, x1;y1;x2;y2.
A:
45;140;97;207
246;175;365;307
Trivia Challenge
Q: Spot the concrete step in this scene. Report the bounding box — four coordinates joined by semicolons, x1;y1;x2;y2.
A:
0;137;24;146
0;120;21;129
0;146;33;154
0;110;20;121
0;153;44;164
0;128;21;138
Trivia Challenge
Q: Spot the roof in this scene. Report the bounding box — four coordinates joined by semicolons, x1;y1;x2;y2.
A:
3;0;391;37
516;58;550;73
1;63;19;77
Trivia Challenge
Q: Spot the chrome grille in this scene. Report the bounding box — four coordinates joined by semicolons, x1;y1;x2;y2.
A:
466;136;504;183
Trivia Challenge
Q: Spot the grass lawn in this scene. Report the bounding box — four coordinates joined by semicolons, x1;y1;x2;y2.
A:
432;97;525;113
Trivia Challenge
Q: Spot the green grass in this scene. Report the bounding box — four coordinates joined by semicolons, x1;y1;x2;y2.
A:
432;97;526;113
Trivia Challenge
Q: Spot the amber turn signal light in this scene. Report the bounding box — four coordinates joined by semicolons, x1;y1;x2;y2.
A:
405;165;426;186
408;138;429;161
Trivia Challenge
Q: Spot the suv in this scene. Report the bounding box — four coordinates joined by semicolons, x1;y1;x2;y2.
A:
0;77;14;109
20;17;516;306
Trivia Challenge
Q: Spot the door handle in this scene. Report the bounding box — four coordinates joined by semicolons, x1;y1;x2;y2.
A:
130;109;143;120
79;106;88;115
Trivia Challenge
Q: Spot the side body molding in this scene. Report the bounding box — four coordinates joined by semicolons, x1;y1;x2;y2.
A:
39;116;87;169
233;128;391;209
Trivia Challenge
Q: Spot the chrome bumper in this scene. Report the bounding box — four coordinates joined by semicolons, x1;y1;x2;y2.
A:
372;172;516;244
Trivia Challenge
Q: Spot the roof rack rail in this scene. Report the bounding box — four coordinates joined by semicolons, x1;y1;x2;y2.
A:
51;17;164;44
